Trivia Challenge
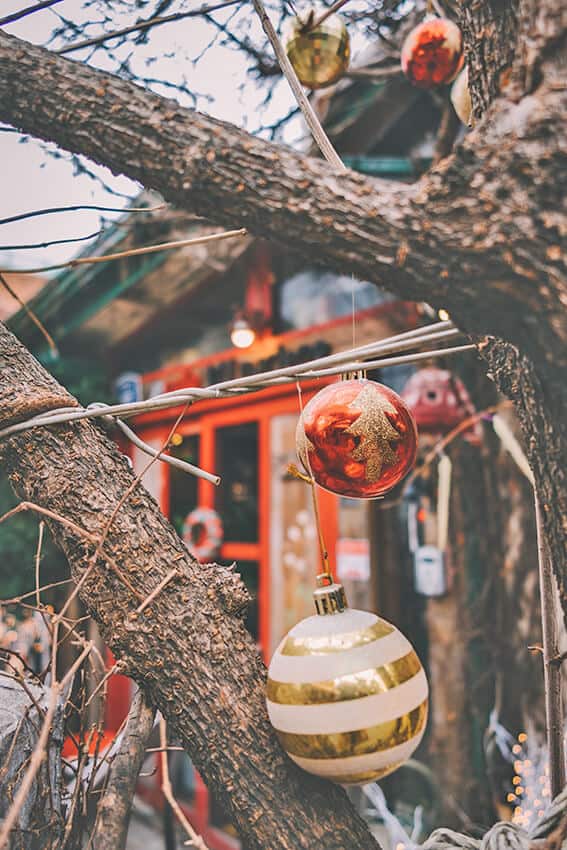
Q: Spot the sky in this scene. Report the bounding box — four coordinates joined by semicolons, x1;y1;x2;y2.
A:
0;0;312;271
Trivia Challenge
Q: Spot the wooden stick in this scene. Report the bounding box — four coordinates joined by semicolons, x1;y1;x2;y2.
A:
0;228;247;276
0;273;58;355
251;0;346;171
159;719;209;849
308;0;352;29
136;569;179;615
535;494;566;799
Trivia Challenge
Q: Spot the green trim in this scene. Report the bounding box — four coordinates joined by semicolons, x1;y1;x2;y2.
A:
58;252;167;339
343;156;431;176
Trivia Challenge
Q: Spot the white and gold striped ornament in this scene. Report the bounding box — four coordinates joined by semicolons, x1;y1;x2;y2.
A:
266;575;428;785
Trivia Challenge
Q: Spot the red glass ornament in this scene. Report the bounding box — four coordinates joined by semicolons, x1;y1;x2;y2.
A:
401;17;463;89
296;379;418;499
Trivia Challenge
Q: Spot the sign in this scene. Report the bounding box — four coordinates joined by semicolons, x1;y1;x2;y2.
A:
336;538;371;582
413;545;447;597
114;372;142;404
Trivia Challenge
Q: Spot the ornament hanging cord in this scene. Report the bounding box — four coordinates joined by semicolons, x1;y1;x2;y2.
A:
294;381;331;579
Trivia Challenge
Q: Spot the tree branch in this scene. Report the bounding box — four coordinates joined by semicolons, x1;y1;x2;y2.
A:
0;29;564;372
0;320;380;850
91;690;156;850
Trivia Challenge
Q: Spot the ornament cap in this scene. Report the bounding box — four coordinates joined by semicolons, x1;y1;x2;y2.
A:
313;572;348;615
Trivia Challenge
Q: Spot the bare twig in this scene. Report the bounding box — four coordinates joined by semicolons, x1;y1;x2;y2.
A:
136;569;179;615
1;578;73;605
252;0;345;171
0;273;58;355
160;718;209;849
83;663;122;710
34;520;45;608
0;501;145;605
91;690;156;850
0;202;165;227
308;0;353;29
90;403;190;570
0;228;247;275
0;230;103;251
57;0;244;55
0;0;63;27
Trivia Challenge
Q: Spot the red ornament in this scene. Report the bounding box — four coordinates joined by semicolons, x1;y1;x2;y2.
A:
401;367;482;444
296;379;418;499
401;17;463;89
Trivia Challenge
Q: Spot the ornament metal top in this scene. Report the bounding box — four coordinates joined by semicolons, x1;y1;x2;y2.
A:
401;17;464;89
296;378;418;499
267;574;429;785
282;6;350;90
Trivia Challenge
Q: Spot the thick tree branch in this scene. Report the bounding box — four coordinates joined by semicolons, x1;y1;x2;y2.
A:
0;25;565;615
0;30;564;373
0;321;380;850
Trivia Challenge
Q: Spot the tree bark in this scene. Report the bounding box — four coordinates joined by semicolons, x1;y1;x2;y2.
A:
0;30;564;369
0;321;381;850
0;17;565;617
0;2;565;843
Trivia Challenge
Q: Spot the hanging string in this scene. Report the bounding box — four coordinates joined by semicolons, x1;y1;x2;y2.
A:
351;274;356;350
294;381;330;577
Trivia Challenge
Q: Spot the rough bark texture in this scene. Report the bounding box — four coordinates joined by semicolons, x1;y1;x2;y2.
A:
0;29;563;370
0;678;65;850
0;5;564;614
0;1;565;845
92;690;156;850
0;322;381;850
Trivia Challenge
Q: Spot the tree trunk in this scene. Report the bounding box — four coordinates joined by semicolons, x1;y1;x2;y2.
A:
0;321;380;850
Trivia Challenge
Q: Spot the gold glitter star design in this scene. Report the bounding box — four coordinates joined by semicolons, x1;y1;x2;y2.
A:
295;415;316;471
345;385;401;482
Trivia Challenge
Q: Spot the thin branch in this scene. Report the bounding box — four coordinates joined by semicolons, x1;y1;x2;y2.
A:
251;0;345;171
0;229;103;251
0;501;145;604
90;403;190;570
308;0;353;29
160;719;209;850
0;272;58;356
1;578;73;605
34;520;45;608
0;0;63;27
0;203;165;227
0;228;247;275
136;568;179;615
57;0;244;55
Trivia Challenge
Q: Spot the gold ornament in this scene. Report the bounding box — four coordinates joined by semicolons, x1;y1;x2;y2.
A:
282;6;350;90
266;574;429;784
